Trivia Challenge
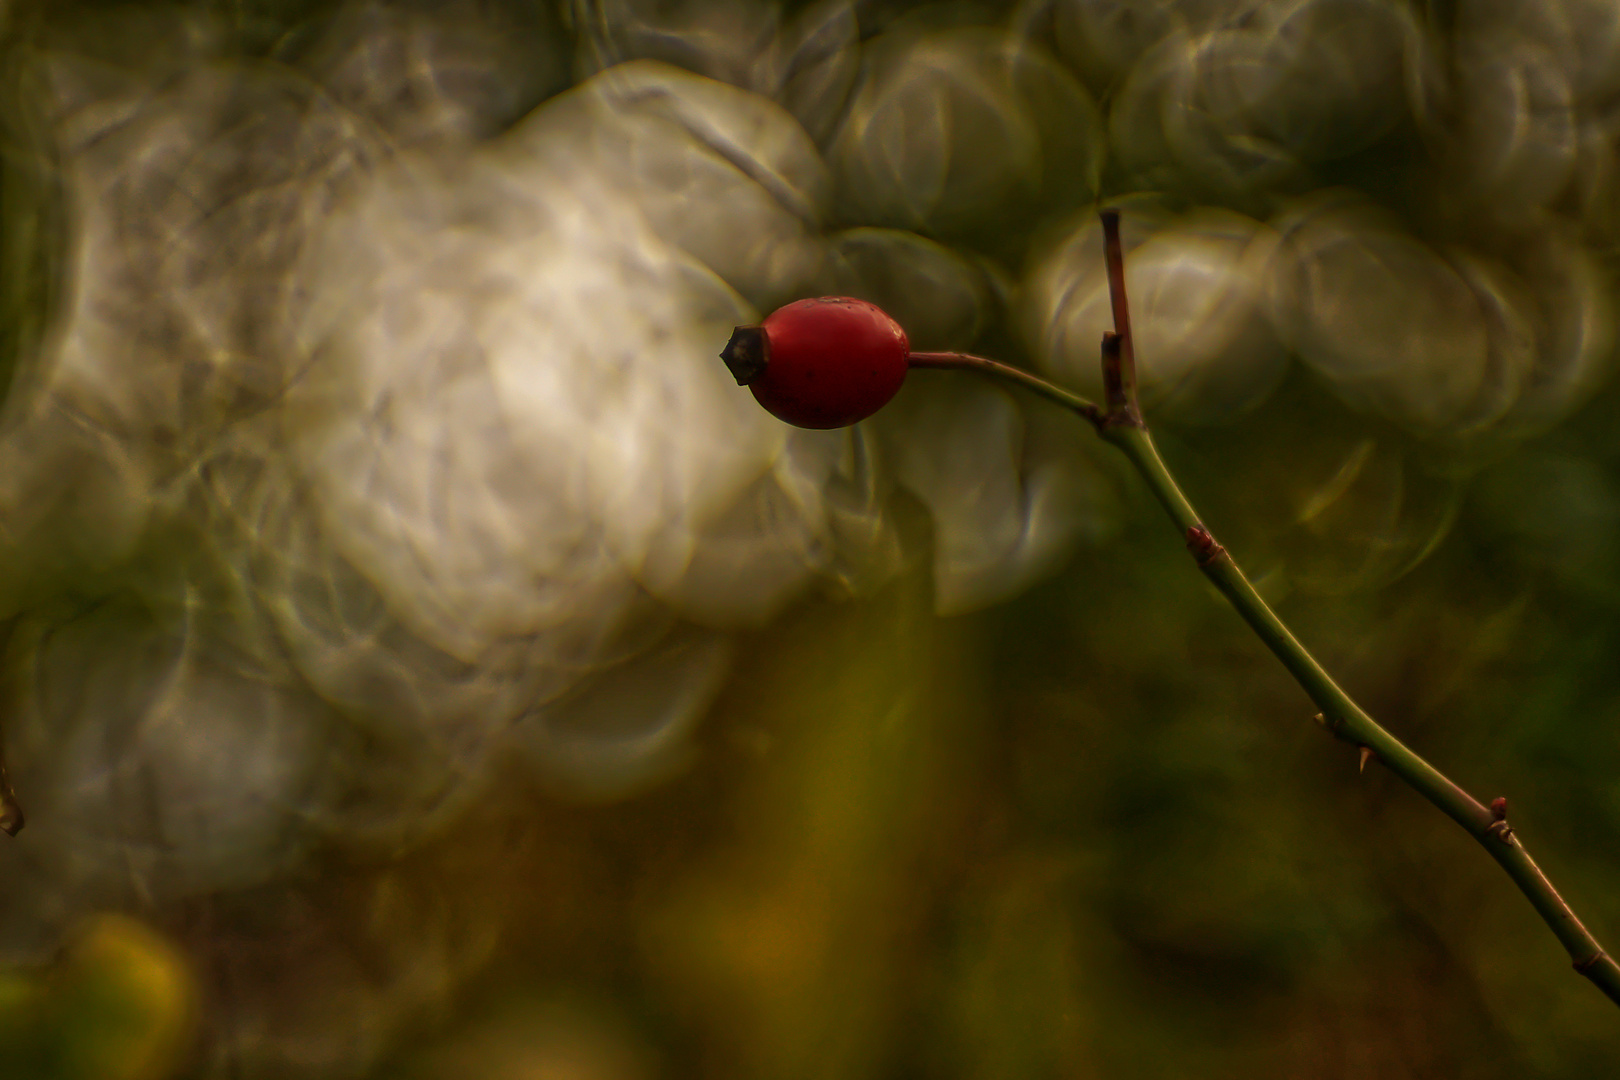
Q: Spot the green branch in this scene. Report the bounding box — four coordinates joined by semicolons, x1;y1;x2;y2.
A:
912;209;1620;1009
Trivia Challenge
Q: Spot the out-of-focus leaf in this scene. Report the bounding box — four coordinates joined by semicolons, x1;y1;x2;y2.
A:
873;374;1120;615
1052;0;1234;92
1269;192;1615;439
0;599;338;951
0;41;63;423
1201;0;1414;162
566;0;861;144
277;0;572;144
1110;30;1311;206
1460;0;1620;104
830;24;1103;246
1267;193;1493;432
547;58;833;311
509;624;733;802
1468;451;1620;604
1446;32;1578;216
824;226;994;350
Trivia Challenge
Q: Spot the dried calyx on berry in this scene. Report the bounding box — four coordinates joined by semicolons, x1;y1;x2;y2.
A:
719;325;770;385
721;296;910;429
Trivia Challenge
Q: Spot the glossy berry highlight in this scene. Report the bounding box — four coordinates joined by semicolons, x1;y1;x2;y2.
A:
721;297;910;429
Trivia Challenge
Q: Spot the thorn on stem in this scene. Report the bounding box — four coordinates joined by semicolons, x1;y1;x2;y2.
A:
1358;746;1375;773
1313;711;1349;739
1575;950;1609;974
1487;796;1514;843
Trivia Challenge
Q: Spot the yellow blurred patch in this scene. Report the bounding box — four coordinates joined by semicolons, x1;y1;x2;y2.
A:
641;575;990;1079
27;914;198;1080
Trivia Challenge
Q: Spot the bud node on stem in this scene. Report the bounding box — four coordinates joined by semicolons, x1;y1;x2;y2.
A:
1577;951;1611;973
1185;525;1227;566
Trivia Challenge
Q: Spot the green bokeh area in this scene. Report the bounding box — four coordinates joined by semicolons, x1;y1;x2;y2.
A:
3;0;1620;1076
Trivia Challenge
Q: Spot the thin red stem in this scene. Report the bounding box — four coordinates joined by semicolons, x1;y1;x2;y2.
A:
1099;210;1142;426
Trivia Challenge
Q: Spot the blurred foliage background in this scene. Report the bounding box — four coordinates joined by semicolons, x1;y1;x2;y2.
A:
2;0;1620;1076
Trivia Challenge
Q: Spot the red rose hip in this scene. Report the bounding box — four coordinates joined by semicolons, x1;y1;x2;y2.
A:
720;297;910;429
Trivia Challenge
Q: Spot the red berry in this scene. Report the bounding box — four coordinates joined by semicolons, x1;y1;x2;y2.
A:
720;297;910;429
